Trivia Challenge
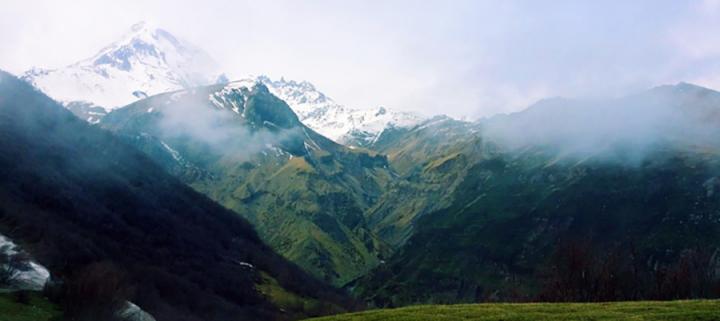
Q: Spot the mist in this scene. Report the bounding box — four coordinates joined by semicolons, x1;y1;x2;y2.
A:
149;89;302;162
480;83;720;164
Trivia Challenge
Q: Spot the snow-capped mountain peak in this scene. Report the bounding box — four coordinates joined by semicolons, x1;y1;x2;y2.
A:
83;21;218;86
255;75;332;115
254;75;425;146
23;22;222;123
22;23;425;144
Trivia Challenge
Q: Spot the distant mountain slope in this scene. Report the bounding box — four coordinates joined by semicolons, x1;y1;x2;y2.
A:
255;75;425;146
357;147;720;306
22;22;222;123
363;83;720;249
0;70;352;321
354;83;720;306
100;80;394;286
361;116;482;247
479;82;720;157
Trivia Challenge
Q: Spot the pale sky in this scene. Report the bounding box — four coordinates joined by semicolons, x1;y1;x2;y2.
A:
2;0;720;118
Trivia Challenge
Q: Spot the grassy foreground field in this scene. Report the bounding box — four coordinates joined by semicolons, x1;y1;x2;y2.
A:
305;300;720;321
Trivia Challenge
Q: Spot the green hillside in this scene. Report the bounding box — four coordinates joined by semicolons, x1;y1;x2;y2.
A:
356;147;720;305
102;82;393;285
305;300;720;321
0;70;353;321
364;117;484;247
354;84;720;306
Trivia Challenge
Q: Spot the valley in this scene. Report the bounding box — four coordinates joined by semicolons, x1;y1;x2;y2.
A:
99;80;395;285
2;12;720;321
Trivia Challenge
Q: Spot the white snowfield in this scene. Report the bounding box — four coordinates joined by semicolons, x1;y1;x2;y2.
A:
22;21;222;112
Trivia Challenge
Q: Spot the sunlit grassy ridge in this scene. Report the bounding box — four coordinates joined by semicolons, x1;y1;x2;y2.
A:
305;300;720;321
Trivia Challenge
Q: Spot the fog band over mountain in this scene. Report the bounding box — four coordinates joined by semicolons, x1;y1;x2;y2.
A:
155;89;302;162
4;3;720;319
481;83;720;164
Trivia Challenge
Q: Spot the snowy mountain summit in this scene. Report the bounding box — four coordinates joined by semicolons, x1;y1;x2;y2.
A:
23;21;223;123
256;75;424;146
22;22;424;144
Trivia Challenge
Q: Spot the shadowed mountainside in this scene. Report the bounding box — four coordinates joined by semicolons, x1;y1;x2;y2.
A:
0;70;355;321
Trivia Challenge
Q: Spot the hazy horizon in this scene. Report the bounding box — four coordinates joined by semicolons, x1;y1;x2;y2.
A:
4;1;720;119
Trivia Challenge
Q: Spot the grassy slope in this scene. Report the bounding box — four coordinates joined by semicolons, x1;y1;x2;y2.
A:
101;84;393;286
354;148;720;305
364;118;483;248
208;148;392;286
0;292;61;321
305;300;720;321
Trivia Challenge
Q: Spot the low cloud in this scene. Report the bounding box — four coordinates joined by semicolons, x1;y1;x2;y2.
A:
481;83;720;165
155;90;301;162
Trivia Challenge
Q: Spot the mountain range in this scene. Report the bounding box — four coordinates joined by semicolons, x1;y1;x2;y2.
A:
6;21;720;320
99;79;394;286
23;23;424;144
18;23;430;286
255;75;424;146
353;83;720;305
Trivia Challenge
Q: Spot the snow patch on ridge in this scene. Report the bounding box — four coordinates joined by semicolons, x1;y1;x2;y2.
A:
254;75;425;145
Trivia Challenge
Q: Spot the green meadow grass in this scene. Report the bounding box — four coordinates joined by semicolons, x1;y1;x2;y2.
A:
0;292;61;321
306;300;720;321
